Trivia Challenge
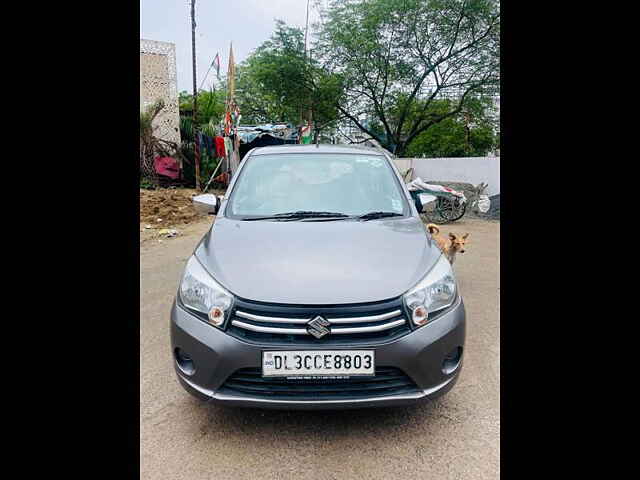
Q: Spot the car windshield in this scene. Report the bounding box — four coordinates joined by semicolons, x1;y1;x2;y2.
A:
226;153;408;219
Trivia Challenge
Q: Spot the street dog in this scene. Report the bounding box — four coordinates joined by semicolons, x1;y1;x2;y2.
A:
426;223;469;264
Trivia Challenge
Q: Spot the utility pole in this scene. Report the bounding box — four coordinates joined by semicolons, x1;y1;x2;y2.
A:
190;0;200;190
304;0;314;141
299;0;311;134
304;0;310;56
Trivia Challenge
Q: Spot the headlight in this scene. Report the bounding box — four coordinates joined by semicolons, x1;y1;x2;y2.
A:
403;255;456;327
179;256;234;327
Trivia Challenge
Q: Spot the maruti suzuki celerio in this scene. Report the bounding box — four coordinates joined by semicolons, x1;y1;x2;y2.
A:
171;144;465;409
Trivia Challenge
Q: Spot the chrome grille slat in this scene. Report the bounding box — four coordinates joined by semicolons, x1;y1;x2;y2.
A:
234;309;403;325
330;319;406;334
229;300;411;343
235;311;309;324
231;318;406;335
326;310;402;324
231;320;308;335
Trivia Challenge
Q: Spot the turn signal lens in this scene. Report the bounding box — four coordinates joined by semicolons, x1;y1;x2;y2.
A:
208;306;225;326
411;305;429;326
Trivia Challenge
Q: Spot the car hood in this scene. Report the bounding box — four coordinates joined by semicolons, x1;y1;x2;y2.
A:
195;216;440;305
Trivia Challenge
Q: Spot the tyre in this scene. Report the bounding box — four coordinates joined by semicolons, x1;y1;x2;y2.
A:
436;197;467;223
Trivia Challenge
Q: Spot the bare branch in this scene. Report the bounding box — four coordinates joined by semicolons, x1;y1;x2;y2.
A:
337;105;386;146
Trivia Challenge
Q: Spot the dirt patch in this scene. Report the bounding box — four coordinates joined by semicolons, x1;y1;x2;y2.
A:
139;187;226;244
140;188;226;227
140;188;201;227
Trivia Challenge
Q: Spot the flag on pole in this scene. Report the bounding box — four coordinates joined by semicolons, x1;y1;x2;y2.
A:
227;43;236;101
224;43;236;137
300;123;312;144
212;53;220;80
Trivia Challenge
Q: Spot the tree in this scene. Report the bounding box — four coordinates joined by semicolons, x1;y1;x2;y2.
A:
140;100;165;185
404;97;498;157
178;88;226;128
140;100;185;186
316;0;499;156
236;20;344;139
177;88;226;188
235;60;296;124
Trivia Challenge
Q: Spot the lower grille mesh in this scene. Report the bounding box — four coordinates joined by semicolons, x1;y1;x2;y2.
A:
218;367;420;400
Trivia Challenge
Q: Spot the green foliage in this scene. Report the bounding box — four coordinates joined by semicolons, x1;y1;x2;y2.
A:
405;116;496;157
139;176;157;190
199;152;220;185
140;100;167;185
179;115;195;143
178;87;226;188
316;0;500;155
179;88;225;125
236;20;344;134
181;150;220;188
178;123;224;189
170;0;500;185
405;97;498;157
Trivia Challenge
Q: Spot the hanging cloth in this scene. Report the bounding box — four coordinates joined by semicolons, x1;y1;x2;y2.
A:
154;157;180;179
224;137;233;159
215;136;226;158
224;111;232;136
200;133;207;154
204;135;214;157
300;123;312;144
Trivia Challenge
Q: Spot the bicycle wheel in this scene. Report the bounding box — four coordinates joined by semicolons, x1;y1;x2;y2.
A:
436;197;466;223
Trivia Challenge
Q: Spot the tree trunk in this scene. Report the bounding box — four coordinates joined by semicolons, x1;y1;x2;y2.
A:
394;141;406;157
140;140;159;186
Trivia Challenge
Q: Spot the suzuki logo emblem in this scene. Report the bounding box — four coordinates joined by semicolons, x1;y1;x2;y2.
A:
307;316;330;339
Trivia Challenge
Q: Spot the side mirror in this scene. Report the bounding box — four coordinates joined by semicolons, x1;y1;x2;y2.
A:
416;193;437;213
192;194;221;215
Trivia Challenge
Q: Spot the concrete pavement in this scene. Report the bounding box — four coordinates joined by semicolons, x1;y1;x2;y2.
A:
140;217;500;480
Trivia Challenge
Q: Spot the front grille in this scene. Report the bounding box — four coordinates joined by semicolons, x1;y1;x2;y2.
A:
218;367;420;400
227;297;411;345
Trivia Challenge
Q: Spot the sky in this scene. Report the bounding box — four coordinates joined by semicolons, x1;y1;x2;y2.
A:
140;0;324;93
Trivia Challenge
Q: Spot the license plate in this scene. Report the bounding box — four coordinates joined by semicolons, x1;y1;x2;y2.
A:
262;350;375;377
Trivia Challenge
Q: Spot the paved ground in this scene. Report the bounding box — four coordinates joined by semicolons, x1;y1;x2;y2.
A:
141;217;500;480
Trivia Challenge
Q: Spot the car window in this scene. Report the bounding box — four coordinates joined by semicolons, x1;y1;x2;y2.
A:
226;153;408;218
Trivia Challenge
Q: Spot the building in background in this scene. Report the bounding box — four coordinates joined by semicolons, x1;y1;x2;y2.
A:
140;39;181;146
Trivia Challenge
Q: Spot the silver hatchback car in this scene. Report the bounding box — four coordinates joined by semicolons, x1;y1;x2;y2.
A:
171;144;465;409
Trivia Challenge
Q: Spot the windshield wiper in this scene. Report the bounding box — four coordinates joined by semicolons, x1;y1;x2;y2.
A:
357;211;404;221
242;211;349;221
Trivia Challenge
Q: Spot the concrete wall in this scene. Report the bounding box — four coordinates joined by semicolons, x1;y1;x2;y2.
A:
393;157;500;196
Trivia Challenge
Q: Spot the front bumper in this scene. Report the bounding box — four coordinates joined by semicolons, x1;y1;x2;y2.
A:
170;297;465;410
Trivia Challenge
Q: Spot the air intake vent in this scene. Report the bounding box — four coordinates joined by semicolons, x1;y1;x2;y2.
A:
219;367;419;400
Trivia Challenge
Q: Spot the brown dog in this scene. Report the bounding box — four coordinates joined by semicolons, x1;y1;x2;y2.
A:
426;223;469;264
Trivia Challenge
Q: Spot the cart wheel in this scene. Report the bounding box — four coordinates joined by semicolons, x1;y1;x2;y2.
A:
436;197;467;223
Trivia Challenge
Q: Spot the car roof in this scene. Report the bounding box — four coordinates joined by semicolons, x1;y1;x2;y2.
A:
249;144;388;156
